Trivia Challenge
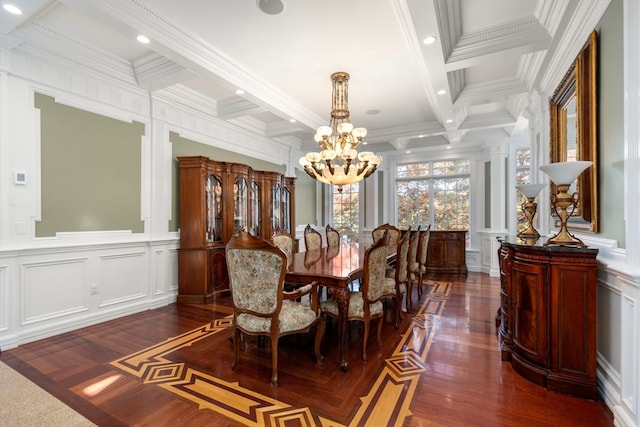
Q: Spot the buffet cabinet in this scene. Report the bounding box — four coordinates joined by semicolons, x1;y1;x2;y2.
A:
497;237;598;399
426;230;467;275
177;156;295;303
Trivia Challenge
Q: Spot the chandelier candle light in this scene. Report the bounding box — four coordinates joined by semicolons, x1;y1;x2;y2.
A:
299;72;382;192
539;160;593;247
515;183;546;239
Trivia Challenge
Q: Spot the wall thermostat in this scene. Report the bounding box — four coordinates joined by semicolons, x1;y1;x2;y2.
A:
14;171;26;185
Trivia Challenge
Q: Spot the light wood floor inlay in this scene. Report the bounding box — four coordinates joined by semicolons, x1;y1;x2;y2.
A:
109;281;451;426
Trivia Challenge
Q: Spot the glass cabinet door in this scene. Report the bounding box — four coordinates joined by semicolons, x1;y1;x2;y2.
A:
272;183;281;232
282;187;291;234
206;174;223;242
249;180;261;236
234;177;248;232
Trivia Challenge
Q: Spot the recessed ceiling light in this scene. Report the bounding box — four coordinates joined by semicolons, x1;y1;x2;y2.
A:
362;141;368;145
137;35;150;44
446;146;452;149
235;89;245;95
423;36;437;45
406;150;411;154
418;135;425;138
3;4;22;15
257;0;285;15
437;89;447;95
445;119;453;124
289;118;296;123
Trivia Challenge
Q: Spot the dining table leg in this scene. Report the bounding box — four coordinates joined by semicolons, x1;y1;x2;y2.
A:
333;287;350;371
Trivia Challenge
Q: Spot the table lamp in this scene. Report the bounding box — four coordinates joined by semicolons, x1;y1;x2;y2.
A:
515;183;546;238
539;161;592;247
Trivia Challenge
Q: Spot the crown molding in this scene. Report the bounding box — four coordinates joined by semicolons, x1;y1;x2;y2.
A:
70;0;325;130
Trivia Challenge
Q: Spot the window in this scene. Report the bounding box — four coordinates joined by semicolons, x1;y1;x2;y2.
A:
515;149;531;233
330;184;359;242
396;160;470;240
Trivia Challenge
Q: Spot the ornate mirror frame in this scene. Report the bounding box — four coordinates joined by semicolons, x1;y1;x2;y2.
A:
549;30;599;232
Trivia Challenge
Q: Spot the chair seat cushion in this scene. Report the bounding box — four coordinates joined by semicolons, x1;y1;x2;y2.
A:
382;277;406;296
320;292;383;319
237;301;318;333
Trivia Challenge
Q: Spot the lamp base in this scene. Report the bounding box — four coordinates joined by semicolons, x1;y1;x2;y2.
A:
544;230;587;248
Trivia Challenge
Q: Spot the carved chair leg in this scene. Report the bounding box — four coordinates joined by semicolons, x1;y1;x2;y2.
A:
395;295;403;328
376;317;383;349
406;282;414;312
270;336;279;387
362;319;369;361
232;328;240;372
314;320;325;364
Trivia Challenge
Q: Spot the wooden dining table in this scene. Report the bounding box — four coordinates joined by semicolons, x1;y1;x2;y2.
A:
285;242;393;371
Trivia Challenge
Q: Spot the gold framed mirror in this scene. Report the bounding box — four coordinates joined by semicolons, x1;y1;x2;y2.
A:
549;30;598;232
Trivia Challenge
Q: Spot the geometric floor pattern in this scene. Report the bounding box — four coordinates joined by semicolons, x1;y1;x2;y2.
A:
110;281;452;426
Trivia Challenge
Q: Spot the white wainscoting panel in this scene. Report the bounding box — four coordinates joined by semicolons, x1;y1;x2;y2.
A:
22;258;88;324
0;265;7;332
98;252;146;307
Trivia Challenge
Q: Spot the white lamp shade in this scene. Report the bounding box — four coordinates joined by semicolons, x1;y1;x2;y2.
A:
516;183;546;198
539;161;592;185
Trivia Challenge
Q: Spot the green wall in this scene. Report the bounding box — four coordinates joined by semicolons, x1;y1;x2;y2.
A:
596;0;625;247
35;93;144;237
295;169;317;226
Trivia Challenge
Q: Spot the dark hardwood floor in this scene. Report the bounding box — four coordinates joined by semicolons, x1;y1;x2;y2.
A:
1;272;613;426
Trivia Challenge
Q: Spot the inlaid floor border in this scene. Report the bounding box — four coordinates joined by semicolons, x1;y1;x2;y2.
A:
110;281;452;426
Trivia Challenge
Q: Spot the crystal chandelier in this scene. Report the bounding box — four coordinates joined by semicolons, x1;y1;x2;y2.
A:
299;72;382;191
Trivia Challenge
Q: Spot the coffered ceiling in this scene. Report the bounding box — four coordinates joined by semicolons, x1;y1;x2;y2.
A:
0;0;608;157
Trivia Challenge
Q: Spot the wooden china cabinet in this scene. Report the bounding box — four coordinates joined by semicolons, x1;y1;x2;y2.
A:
497;236;598;399
177;156;295;303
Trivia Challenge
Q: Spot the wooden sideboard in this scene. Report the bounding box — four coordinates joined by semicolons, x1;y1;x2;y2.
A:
497;236;598;399
177;156;295;303
426;230;467;275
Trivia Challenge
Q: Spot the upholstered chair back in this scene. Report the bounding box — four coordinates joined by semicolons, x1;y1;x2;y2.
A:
272;231;295;264
304;224;323;251
326;224;341;247
364;230;390;303
372;223;401;256
227;234;285;316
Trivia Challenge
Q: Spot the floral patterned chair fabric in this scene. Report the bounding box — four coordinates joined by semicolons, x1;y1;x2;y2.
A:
320;230;390;361
407;226;421;310
271;231;296;264
383;227;410;328
226;229;325;387
415;225;431;298
325;224;341;247
304;224;323;251
372;223;401;258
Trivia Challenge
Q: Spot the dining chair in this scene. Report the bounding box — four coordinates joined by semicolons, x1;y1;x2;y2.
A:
304;224;323;251
372;223;401;257
325;224;341;247
415;225;431;298
226;229;325;387
320;230;390;361
271;230;296;264
383;227;410;328
406;226;421;311
272;230;300;291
